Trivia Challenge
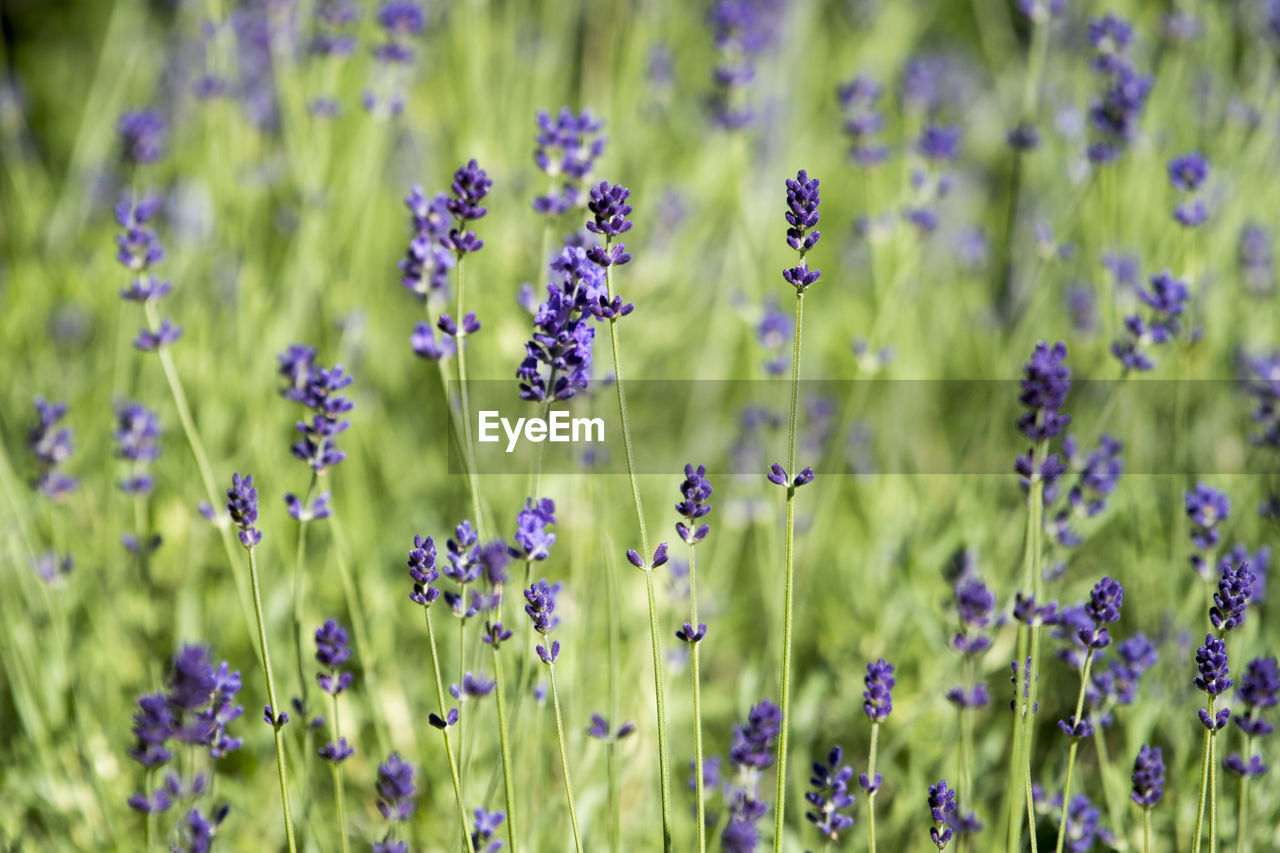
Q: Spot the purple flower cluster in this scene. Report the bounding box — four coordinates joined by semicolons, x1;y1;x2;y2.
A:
532;108;606;216
118;109;166;167
1085;18;1153;165
587;713;636;742
278;344;354;482
1223;656;1279;778
1245;350;1280;450
1185;483;1230;579
373;1;425;65
1195;634;1233;731
1087;633;1158;727
510;497;557;561
1209;561;1255;633
782;169;821;292
1168;152;1210;227
524;579;564;663
1111;271;1191;373
116;197;182;351
837;76;889;166
226;473;262;548
113;401;161;496
1238;224;1275;296
309;0;358;59
28;397;78;499
516;247;605;401
127;645;243;814
1016;341;1071;441
399;184;456;303
373;751;417;853
927;780;956;849
1045;433;1123;547
675;463;713;545
946;574;994;709
805;746;855;841
721;700;782;852
1130;745;1164;808
706;0;784;130
471;807;506;853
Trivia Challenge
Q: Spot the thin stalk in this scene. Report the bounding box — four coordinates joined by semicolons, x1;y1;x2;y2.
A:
143;302;257;655
1143;808;1151;853
454;256;484;533
548;662;584;853
458;615;468;799
603;241;671;851
491;645;520;853
1210;722;1219;853
423;607;478;853
689;542;707;853
1054;650;1096;853
865;720;880;853
1193;696;1215;853
327;692;350;853
959;657;975;819
1092;714;1126;841
292;474;318;807
244;546;298;853
773;287;806;852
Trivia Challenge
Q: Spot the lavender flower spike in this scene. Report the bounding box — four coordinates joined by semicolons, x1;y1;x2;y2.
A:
1130;745;1164;807
226;474;262;548
782;169;821;291
928;780;957;849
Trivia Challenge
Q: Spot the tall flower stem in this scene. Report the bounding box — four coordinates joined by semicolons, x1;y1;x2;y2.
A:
603;242;672;851
773;286;806;852
490;644;520;853
1193;695;1218;853
548;662;584;853
292;474;319;794
1143;808;1152;853
865;719;880;853
458;616;468;797
423;607;478;853
143;302;256;652
327;691;350;853
688;542;707;853
1054;650;1096;853
454;257;484;534
244;545;298;853
1008;437;1047;851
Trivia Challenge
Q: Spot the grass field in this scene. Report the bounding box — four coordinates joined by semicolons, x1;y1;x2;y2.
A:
2;0;1280;851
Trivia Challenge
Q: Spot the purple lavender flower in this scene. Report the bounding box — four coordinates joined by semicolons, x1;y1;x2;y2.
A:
863;659;895;723
471;808;506;853
524;579;564;663
805;746;855;840
510;498;557;561
533;108;607;216
1089;634;1158;724
114;401;161;496
118;109;166;166
225;474;262;548
586;713;636;742
1017;341;1071;441
315;619;354;696
1195;634;1233;731
517;246;603;401
398;184;455;302
450;672;497;702
706;0;783;129
28;397;78;499
1232;656;1278;739
950;576;994;657
1088;14;1133;74
782;169;821;292
916;123;961;162
1087;65;1153;163
1238;224;1275;296
408;534;442;607
174;806;226;853
1245;351;1280;451
1210;562;1255;632
115;197;181;349
310;0;358;57
1111;271;1190;372
441;159;491;256
729;699;783;769
675;463;713;544
373;1;424;64
375;752;417;821
1059;794;1107;852
1186;483;1230;577
318;738;354;763
585;181;634;269
1079;576;1123;650
283;356;354;477
1130;745;1164;807
1168;152;1209;192
928;780;957;849
129;693;176;770
837;75;889;166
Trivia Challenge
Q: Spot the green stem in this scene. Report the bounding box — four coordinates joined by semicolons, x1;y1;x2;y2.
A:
1143;807;1151;853
491;645;520;853
959;657;974;821
458;615;468;800
1210;723;1219;853
689;542;706;853
866;720;880;853
1235;740;1250;853
244;546;298;853
423;607;478;853
603;242;671;851
774;287;806;852
454;255;484;535
327;691;350;853
548;662;584;853
143;301;258;656
1193;696;1215;853
1054;650;1096;853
